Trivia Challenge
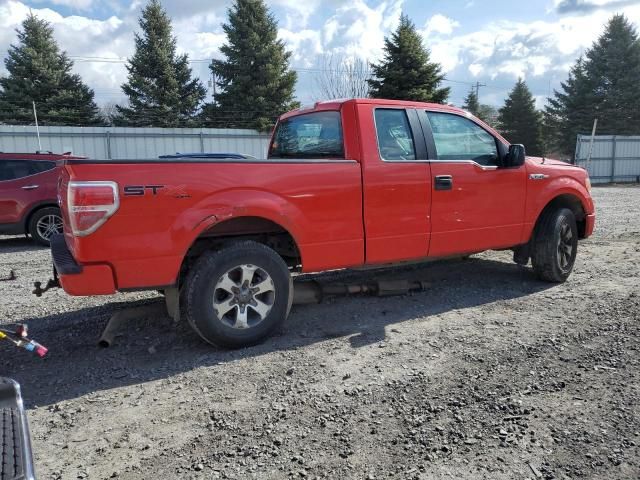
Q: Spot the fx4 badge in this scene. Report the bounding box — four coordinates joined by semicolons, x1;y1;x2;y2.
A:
123;185;165;196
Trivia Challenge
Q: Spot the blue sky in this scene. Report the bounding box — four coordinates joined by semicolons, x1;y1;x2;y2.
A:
1;0;640;110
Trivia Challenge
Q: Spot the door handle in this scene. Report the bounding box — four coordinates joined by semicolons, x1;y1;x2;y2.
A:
434;175;453;191
22;185;39;190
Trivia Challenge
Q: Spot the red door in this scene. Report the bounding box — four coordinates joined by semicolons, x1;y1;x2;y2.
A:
424;111;527;256
359;105;432;264
0;160;58;225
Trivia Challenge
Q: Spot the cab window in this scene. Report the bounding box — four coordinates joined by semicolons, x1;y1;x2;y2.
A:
269;111;344;159
427;112;498;165
374;109;416;161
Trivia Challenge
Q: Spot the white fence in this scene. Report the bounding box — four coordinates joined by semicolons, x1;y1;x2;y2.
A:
0;126;271;160
575;134;640;184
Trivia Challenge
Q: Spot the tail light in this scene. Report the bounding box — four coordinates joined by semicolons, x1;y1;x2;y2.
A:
67;181;119;236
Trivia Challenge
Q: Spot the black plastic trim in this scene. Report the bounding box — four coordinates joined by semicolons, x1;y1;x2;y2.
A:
50;234;83;275
0;378;36;480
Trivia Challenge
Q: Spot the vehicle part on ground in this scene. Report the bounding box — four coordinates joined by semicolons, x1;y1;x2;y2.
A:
292;279;431;304
0;270;16;282
531;208;578;282
98;303;165;348
0;324;48;357
32;276;60;297
0;378;35;480
28;207;63;246
184;241;293;348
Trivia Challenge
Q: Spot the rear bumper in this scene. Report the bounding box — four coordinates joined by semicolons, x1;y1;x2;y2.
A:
50;234;116;296
584;213;596;238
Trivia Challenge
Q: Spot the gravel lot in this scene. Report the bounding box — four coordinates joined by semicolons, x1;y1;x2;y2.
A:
1;185;639;480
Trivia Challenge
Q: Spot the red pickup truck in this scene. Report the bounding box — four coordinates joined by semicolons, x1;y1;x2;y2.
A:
50;99;595;347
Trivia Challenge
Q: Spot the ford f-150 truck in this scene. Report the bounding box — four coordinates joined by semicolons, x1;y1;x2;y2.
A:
49;99;595;347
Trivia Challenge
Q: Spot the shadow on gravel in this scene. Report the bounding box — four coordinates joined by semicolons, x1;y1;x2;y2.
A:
2;256;555;408
0;236;45;254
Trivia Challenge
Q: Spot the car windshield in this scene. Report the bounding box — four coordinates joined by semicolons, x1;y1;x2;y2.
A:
269;111;344;159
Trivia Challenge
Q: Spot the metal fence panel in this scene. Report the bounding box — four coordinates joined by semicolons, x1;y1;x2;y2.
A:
575;134;640;184
0;126;270;160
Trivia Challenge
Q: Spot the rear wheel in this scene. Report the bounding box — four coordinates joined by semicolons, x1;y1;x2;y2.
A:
531;208;578;283
184;241;293;348
28;207;63;246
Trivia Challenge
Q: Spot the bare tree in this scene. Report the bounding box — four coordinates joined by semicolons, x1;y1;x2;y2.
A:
314;54;371;100
99;101;121;126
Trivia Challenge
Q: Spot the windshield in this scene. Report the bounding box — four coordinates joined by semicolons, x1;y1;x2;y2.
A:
269;111;344;159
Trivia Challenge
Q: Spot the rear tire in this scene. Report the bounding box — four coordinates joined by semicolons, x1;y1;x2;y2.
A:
28;207;63;246
531;208;578;283
184;241;293;348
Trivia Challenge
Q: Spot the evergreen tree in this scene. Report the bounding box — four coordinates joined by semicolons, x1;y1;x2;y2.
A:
201;0;298;131
477;104;498;127
544;58;593;156
498;79;544;157
545;14;640;155
117;0;206;127
462;87;480;115
368;14;449;103
0;14;101;126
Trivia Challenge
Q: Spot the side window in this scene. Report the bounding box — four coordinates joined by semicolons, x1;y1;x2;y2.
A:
374;109;416;161
269;111;344;159
29;160;56;175
0;160;31;182
427;112;498;165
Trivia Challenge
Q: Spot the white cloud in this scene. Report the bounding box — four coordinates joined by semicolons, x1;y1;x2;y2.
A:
317;0;403;61
278;28;324;66
425;5;640;80
33;0;94;10
424;14;460;37
271;0;322;29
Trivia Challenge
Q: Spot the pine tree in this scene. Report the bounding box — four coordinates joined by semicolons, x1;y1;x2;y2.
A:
498;79;544;157
462;87;480;115
0;13;101;126
544;58;593;156
368;14;449;103
117;0;206;127
545;14;640;155
201;0;298;131
477;104;498;127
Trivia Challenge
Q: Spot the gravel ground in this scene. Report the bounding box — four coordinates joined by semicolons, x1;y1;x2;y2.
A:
1;185;639;480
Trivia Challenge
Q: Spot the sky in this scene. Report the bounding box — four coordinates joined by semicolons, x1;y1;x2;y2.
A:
1;0;640;110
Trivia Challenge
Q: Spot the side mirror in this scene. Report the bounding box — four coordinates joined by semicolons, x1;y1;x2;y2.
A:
506;144;526;167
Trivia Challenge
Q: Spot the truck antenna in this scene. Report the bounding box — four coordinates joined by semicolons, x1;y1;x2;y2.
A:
32;101;42;152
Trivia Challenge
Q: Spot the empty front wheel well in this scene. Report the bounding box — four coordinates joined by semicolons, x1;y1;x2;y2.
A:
180;216;302;285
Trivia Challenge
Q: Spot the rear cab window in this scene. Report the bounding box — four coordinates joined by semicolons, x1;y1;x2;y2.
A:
374;109;416;161
269;111;344;159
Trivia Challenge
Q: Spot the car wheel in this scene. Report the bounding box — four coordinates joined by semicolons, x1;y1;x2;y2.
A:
184;241;293;348
28;207;63;246
531;208;578;283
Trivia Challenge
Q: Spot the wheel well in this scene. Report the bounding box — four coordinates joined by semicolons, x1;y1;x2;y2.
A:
24;203;59;234
535;194;587;239
180;216;302;284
